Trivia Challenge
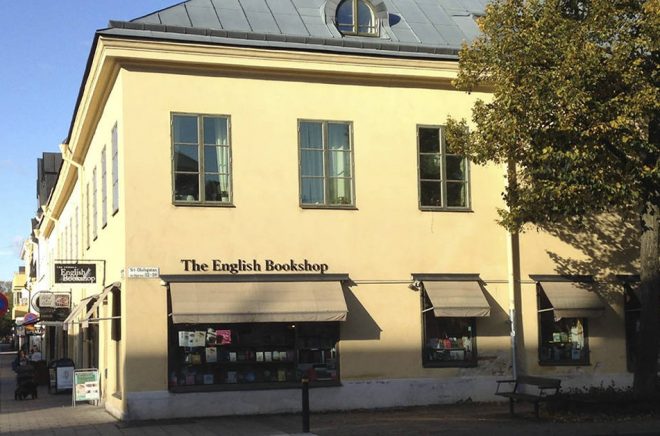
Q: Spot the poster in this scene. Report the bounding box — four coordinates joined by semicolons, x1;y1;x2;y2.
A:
73;370;100;402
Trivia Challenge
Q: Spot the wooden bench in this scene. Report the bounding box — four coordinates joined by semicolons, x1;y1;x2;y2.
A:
495;375;561;418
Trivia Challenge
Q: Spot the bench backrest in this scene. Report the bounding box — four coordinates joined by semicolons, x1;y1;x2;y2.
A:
516;376;561;390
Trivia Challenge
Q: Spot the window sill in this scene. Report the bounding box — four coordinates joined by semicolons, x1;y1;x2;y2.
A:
423;361;478;368
538;361;590;367
173;202;236;208
300;205;357;210
112;392;122;400
169;380;341;393
419;207;473;213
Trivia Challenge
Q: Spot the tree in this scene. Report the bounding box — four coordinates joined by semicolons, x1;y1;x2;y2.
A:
446;0;659;394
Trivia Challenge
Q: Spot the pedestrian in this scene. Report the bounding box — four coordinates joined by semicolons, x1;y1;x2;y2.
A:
30;347;42;362
11;350;28;372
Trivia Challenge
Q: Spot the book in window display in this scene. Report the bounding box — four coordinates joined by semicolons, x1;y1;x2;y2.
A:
206;347;217;363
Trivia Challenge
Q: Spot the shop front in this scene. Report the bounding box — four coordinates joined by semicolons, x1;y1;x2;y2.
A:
163;274;348;392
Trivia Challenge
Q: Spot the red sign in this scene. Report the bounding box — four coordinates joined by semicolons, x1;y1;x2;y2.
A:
0;293;8;317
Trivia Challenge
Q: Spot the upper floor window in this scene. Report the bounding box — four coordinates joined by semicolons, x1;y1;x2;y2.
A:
418;126;470;210
101;146;107;227
172;114;232;204
299;120;354;207
336;0;378;36
111;123;119;214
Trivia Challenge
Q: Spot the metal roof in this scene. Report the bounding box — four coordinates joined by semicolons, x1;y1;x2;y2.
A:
100;0;487;59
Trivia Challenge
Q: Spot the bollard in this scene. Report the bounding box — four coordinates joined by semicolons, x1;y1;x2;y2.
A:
302;377;310;433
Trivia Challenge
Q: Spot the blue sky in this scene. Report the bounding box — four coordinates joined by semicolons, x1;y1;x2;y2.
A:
0;1;173;281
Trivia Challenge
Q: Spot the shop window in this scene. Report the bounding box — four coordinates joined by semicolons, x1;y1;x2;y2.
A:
171;114;232;204
299;120;354;207
418;126;470;210
168;322;339;391
537;289;589;365
336;0;378;36
422;293;477;367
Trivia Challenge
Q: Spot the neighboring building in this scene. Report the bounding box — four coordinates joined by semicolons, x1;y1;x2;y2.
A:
29;0;638;421
11;267;28;321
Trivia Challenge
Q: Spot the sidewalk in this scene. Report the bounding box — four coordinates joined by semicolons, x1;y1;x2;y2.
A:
3;349;660;435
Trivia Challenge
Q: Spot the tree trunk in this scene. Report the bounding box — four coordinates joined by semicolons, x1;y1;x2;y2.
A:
633;201;660;396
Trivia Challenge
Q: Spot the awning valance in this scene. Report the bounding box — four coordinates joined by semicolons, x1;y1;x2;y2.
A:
423;280;491;317
169;281;348;324
538;281;604;319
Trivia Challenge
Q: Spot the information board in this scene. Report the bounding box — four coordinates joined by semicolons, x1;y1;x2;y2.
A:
73;369;100;403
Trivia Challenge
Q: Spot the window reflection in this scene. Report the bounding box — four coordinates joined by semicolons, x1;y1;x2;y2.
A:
173;115;231;204
336;0;378;36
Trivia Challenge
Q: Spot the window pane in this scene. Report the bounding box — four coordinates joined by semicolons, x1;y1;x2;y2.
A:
174;173;199;201
328;178;352;205
204;174;230;202
301;178;324;204
420;181;442;207
539;316;587;363
204;146;229;174
446;182;467;207
328;151;351;177
204;117;228;146
424;315;475;363
300;122;323;149
419;154;441;180
174;145;199;172
446;155;466;181
357;0;376;33
419;128;440;153
173;116;198;143
336;0;354;27
328;123;350;150
301;150;323;177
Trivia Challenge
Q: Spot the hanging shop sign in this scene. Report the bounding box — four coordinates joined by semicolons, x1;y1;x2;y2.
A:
36;292;71;322
54;263;97;284
180;259;330;274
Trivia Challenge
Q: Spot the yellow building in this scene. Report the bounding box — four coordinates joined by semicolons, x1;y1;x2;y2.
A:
11;267;28;321
31;0;639;420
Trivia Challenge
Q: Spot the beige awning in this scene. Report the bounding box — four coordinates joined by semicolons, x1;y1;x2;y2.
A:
169;281;348;324
539;281;605;319
423;280;491;317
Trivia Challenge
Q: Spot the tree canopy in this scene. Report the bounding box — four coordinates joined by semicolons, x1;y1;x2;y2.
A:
447;0;658;230
447;0;659;394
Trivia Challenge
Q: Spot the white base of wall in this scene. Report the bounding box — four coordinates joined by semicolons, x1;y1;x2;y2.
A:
121;373;634;421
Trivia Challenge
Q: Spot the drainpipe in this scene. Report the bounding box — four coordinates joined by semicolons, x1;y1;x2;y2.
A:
507;230;519;379
506;160;520;379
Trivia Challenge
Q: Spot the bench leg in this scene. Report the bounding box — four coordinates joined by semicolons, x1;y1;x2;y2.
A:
534;402;539;419
509;397;514;416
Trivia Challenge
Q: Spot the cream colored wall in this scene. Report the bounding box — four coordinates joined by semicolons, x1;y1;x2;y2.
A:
117;66;513;392
50;71;128;411
516;224;635;376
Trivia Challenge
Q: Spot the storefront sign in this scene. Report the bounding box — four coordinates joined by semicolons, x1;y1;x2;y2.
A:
180;258;330;274
127;267;160;278
73;369;100;402
37;292;71;322
54;263;97;284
